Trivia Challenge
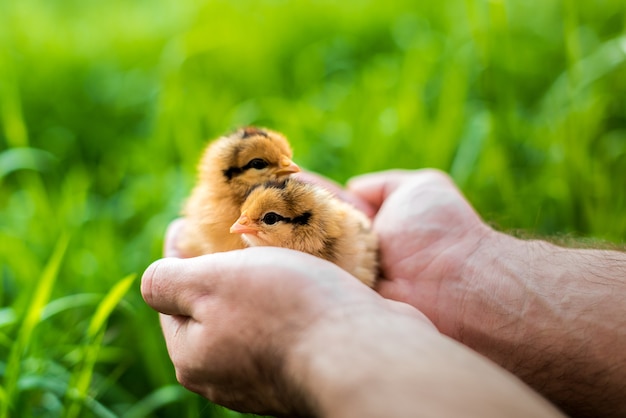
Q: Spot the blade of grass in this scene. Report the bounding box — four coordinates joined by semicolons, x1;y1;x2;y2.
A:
123;384;190;418
87;274;136;339
0;52;29;148
450;107;491;187
0;387;6;410
541;34;626;115
0;307;16;328
64;273;136;418
41;294;102;321
0;233;69;418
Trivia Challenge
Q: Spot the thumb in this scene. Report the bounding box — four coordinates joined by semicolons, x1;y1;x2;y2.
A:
141;256;216;316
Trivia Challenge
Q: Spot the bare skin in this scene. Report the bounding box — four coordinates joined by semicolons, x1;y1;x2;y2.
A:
144;169;626;417
348;169;626;418
142;248;562;417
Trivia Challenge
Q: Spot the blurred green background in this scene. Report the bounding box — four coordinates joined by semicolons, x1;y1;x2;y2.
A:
1;0;625;416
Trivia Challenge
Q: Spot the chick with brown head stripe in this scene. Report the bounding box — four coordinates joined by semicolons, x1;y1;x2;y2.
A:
179;127;300;256
230;178;378;287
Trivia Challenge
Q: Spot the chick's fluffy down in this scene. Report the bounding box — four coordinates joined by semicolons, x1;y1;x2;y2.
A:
179;127;299;256
233;178;379;287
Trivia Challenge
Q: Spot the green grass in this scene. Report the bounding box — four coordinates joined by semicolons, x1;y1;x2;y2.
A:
1;0;625;416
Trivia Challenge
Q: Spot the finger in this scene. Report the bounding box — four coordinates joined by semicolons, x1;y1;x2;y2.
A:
141;257;213;316
159;313;192;354
158;313;204;390
375;276;414;304
383;298;437;330
142;248;318;317
347;169;452;211
164;218;186;258
159;313;191;346
347;169;417;211
293;171;376;217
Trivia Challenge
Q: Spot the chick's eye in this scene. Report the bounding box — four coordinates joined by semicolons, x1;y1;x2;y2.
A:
262;212;281;225
248;158;269;170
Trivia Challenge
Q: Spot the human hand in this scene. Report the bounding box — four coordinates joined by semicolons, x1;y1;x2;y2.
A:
349;169;626;418
152;169;626;418
142;235;432;416
348;169;495;338
144;219;566;418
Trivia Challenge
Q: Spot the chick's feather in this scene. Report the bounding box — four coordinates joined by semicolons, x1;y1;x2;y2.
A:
179;127;299;256
231;178;379;287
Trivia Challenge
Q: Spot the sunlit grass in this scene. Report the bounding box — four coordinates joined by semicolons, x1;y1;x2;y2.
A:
1;235;69;418
1;0;625;416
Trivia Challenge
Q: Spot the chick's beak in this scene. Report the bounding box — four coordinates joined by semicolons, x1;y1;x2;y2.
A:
230;214;260;235
275;157;300;175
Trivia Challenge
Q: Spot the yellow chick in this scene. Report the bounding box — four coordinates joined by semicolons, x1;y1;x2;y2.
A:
179;126;300;256
230;178;378;287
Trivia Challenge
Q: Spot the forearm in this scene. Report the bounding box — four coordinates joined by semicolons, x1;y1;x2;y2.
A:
461;232;626;417
287;305;564;418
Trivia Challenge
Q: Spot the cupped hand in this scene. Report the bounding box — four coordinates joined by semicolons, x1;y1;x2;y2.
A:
348;169;495;337
142;239;433;416
167;169;496;340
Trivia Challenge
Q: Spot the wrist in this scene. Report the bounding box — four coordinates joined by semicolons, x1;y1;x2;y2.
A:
456;230;531;351
456;231;577;364
284;304;436;417
285;300;563;418
458;232;626;416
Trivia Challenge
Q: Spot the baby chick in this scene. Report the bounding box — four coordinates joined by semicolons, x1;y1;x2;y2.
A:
230;178;378;287
179;126;300;256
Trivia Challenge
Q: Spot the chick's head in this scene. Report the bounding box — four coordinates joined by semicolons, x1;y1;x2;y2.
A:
230;179;335;253
200;126;300;200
